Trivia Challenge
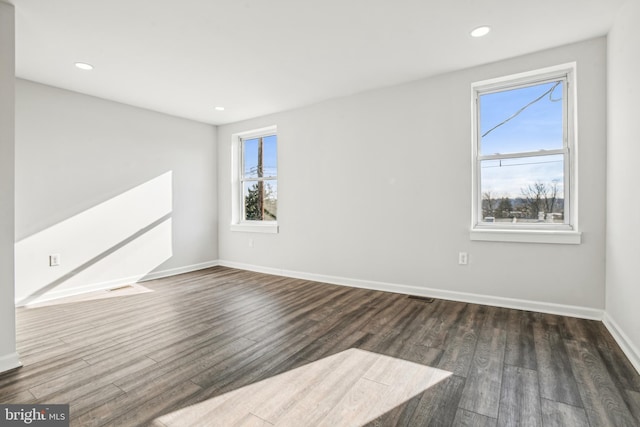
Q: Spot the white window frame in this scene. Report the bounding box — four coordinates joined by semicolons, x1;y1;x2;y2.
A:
231;125;279;234
470;63;581;244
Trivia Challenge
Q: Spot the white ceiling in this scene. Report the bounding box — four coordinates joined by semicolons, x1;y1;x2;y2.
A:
11;0;628;125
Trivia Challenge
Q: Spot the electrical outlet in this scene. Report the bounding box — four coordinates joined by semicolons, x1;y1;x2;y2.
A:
248;238;254;248
458;252;468;265
49;254;61;267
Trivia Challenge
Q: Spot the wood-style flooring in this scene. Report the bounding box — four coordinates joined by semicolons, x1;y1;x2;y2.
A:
1;266;639;426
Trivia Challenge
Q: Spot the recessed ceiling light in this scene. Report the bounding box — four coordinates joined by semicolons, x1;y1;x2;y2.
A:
74;62;94;70
214;106;225;111
470;26;491;38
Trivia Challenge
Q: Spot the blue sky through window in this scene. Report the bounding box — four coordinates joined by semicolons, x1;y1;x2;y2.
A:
480;81;564;199
243;135;278;179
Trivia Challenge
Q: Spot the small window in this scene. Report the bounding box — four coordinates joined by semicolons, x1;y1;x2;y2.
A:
471;64;580;244
231;126;278;233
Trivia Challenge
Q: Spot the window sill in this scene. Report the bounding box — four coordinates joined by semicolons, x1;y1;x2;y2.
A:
470;228;581;244
230;222;279;234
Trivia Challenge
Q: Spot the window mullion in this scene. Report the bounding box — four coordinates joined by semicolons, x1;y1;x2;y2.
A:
242;176;276;183
479;149;565;161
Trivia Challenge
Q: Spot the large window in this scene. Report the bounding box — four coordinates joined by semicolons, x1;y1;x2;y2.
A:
231;126;278;233
471;64;580;244
241;133;277;221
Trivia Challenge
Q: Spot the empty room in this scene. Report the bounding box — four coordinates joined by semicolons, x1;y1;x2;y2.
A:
1;0;640;426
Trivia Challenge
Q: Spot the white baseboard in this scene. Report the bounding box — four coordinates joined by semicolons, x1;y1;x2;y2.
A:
0;352;22;374
18;276;142;307
218;260;604;320
140;260;220;282
16;260;220;307
603;313;640;375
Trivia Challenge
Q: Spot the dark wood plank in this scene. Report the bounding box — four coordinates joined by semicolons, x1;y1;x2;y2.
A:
497;365;541;427
81;380;202;427
410;300;467;349
1;389;37;404
595;339;640;393
540;398;589;427
458;326;507;418
453;408;497;427
29;355;156;399
365;374;466;427
406;375;466;426
626;389;640;423
565;338;637;426
357;323;444;367
0;358;90;400
114;337;257;393
189;326;321;392
436;303;483;377
504;310;537;370
67;383;125;420
359;296;414;336
362;392;420;426
532;316;583;407
483;306;510;331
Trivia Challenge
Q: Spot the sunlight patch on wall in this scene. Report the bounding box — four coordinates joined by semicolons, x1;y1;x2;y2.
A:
153;348;452;426
15;172;173;306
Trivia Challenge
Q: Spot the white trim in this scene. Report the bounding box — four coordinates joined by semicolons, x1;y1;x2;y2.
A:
472;62;578;91
230;223;279;234
470;229;582;244
220;260;280;276
0;352;22;374
471;63;579;240
139;260;220;281
17;278;135;307
603;312;640;375
218;260;603;320
233;126;277;141
231;125;279;232
16;260;220;307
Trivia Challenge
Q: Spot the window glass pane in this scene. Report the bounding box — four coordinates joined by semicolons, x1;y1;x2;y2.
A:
480;81;563;156
480;154;564;223
262;135;278;177
243;180;277;221
243;135;277;179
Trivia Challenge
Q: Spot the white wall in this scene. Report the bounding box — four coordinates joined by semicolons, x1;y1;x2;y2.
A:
0;1;20;373
15;80;218;305
218;38;607;315
605;0;640;372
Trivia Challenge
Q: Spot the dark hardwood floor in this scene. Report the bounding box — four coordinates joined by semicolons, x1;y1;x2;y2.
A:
1;266;639;426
